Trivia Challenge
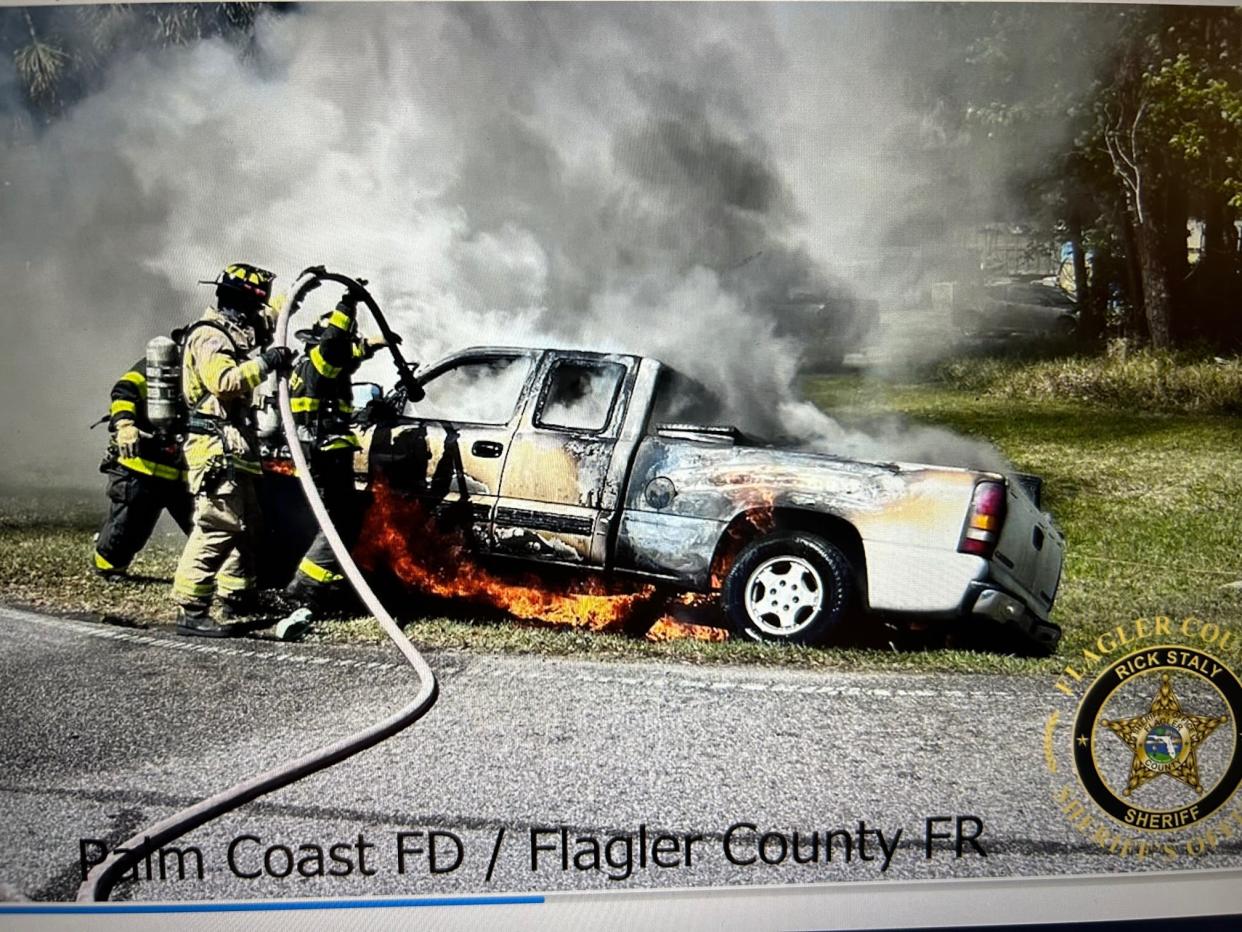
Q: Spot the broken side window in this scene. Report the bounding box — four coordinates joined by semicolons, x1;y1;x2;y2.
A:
649;368;724;427
536;359;625;433
409;355;533;425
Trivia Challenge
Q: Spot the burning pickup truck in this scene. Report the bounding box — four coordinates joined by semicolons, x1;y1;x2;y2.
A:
348;346;1064;654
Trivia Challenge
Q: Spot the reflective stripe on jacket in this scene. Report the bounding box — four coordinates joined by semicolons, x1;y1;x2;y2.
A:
290;302;364;452
181;309;266;482
108;357;185;481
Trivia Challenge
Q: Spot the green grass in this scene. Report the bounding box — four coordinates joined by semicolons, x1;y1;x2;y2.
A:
0;522;1041;675
936;349;1242;414
805;374;1242;669
3;368;1240;676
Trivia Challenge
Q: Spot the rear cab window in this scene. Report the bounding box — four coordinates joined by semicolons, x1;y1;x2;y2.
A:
535;359;626;433
649;368;722;429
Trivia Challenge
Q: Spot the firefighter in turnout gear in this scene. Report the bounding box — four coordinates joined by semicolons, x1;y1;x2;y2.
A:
173;263;294;637
273;287;390;641
93;354;193;579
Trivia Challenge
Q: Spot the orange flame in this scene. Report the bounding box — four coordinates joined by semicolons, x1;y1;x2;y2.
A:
646;619;727;642
709;483;777;589
353;482;726;641
646;593;727;642
262;457;298;477
640;593;725;646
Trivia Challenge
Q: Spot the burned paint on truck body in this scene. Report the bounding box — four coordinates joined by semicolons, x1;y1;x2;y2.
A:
618;435;1062;625
363;346;1064;648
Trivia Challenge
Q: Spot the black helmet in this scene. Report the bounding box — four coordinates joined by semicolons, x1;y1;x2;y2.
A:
295;306;360;347
200;263;276;315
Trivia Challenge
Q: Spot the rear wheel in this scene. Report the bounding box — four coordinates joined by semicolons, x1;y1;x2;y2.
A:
722;531;855;646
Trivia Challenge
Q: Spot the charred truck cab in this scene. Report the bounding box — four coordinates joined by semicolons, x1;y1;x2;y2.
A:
361;347;1064;654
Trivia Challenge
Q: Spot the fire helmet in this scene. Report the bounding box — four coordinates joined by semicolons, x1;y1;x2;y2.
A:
200;263;276;315
295;307;358;346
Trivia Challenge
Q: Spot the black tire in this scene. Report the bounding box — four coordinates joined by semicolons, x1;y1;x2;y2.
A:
1022;619;1062;658
721;531;855;646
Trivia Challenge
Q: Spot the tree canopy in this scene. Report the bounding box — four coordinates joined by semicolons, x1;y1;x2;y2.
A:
3;4;272;124
891;4;1242;349
5;2;1240;350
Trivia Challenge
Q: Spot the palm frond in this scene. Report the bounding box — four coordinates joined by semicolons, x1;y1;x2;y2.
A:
14;38;68;101
216;3;260;32
150;6;205;47
76;4;134;56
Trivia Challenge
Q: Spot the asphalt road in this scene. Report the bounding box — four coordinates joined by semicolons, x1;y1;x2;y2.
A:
1;604;1240;903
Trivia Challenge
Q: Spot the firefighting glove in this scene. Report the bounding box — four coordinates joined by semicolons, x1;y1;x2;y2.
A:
360;334;397;360
260;345;295;375
115;422;140;460
252;306;277;349
357;393;401;428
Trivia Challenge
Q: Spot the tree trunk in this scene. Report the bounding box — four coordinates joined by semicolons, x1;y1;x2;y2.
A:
1120;209;1148;342
1161;179;1189;343
1203;194;1226;273
1134;207;1173;348
1068;211;1101;344
1198;196;1241;347
1198;194;1226;345
1201;194;1239;276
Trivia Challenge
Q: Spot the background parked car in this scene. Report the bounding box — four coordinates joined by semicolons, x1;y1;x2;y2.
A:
935;277;1078;339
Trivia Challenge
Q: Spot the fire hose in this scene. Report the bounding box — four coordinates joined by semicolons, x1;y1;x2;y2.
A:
77;268;439;901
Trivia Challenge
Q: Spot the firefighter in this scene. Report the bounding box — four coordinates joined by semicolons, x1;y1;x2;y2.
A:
173;263;294;637
92;351;193;579
272;288;390;641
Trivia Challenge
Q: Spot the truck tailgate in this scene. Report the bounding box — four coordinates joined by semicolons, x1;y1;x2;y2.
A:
992;481;1064;617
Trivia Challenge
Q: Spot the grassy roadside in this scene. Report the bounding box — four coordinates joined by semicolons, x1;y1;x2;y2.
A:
0;521;1041;675
804;373;1242;669
935;349;1242;414
4;370;1240;675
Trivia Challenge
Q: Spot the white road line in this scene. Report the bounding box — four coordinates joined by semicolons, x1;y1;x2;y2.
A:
0;606;398;673
474;660;1008;702
1;604;1014;700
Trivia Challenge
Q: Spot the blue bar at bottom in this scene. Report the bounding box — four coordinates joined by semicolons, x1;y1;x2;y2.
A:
0;894;545;914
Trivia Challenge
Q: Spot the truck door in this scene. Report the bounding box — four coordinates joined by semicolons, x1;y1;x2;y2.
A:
367;351;537;549
493;353;637;566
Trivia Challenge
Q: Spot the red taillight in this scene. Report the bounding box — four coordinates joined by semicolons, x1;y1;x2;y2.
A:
959;480;1006;557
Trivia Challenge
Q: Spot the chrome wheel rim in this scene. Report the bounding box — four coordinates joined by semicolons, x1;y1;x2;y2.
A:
743;555;825;636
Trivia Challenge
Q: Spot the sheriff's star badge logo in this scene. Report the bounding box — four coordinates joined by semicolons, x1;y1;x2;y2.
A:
1101;673;1229;796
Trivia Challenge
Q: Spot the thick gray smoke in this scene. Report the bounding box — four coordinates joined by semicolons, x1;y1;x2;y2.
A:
1;3;1027;489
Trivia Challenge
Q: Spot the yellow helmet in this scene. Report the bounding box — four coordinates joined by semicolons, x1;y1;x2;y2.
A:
218;263;276;302
200;263;276;311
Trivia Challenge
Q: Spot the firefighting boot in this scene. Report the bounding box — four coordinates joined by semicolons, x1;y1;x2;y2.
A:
176;606;231;638
258;588;298;616
274;607;314;642
218;593;259;621
92;551;127;583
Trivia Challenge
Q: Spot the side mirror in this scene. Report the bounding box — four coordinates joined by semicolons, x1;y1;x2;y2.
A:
351;382;382;409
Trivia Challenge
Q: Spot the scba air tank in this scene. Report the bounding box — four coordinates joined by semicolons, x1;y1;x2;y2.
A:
255;371;282;443
145;335;180;431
